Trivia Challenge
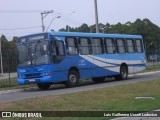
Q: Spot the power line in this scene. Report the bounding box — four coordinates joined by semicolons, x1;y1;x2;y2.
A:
55;11;81;24
54;10;82;26
0;26;41;31
0;10;42;13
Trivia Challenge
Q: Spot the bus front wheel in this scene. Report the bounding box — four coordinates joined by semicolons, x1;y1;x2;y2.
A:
115;65;128;80
65;70;79;88
37;83;51;90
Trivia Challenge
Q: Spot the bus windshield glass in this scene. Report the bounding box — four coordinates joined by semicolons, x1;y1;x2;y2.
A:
17;41;50;67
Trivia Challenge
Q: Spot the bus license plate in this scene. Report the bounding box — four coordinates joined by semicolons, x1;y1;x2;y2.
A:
29;79;35;82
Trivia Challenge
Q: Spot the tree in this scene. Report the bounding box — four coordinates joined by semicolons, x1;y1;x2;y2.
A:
9;36;18;72
1;35;9;72
58;18;160;53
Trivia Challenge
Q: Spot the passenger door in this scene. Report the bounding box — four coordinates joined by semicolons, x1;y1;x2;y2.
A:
51;40;65;64
51;40;67;81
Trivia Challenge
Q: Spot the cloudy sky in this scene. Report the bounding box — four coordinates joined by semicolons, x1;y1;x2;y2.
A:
0;0;159;40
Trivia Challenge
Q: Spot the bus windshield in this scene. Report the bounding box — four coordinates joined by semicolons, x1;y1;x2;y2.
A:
17;41;50;67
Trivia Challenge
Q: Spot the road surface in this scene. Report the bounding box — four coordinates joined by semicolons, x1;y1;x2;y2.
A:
0;72;160;103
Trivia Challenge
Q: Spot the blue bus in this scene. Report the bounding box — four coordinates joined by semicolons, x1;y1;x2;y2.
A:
16;32;146;90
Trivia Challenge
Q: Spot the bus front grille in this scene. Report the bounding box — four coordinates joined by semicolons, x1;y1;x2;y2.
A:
24;73;42;78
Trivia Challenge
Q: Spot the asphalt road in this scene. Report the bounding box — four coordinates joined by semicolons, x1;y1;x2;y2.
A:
0;72;160;103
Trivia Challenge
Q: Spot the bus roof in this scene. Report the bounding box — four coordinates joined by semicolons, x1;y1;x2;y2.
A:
18;31;142;39
50;31;142;39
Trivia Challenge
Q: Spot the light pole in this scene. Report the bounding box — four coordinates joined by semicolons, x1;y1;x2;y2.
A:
100;26;108;33
41;10;53;32
94;0;99;33
67;11;75;32
0;36;3;75
146;42;153;49
67;25;70;32
46;16;61;32
90;26;93;33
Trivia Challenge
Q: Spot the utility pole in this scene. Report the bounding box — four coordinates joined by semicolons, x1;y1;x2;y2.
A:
41;10;53;32
94;0;99;33
0;36;3;75
67;25;70;32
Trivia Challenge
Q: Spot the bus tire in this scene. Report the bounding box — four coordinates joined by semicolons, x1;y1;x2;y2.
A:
115;65;128;80
65;70;79;88
37;83;51;90
92;77;105;83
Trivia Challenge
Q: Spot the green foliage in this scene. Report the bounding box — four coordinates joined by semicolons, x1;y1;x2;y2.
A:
59;18;160;52
0;35;17;72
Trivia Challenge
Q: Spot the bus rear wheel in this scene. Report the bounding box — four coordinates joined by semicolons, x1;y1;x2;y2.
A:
37;83;51;90
115;65;128;80
65;70;79;88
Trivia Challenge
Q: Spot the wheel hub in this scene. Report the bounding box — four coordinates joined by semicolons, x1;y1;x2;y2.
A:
69;74;76;82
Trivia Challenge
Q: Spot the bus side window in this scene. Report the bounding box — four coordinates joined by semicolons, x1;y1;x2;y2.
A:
135;39;143;53
57;41;65;55
116;39;125;53
105;38;116;54
65;37;78;55
126;39;134;53
91;38;103;54
78;38;91;55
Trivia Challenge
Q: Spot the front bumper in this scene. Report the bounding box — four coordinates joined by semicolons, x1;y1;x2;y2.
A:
17;76;53;85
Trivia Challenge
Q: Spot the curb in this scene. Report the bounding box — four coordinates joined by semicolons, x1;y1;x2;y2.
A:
0;89;22;95
129;70;160;77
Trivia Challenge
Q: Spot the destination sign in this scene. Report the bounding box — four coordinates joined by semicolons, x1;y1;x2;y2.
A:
17;33;48;43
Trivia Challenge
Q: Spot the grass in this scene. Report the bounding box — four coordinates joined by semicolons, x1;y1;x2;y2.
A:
0;79;160;120
0;77;17;87
0;77;36;90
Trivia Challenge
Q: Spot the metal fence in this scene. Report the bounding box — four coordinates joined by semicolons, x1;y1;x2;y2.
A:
146;49;160;69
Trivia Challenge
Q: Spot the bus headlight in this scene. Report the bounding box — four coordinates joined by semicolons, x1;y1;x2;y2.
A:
42;72;51;76
19;75;22;78
19;74;24;78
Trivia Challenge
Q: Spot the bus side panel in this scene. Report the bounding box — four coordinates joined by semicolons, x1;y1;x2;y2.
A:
51;55;94;82
78;55;93;79
50;62;68;83
92;54;109;77
51;56;79;82
129;53;146;73
80;54;119;78
89;54;113;77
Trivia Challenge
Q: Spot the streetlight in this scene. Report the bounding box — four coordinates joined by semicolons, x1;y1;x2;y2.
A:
146;42;153;49
67;11;75;32
46;16;61;32
100;26;111;33
100;26;108;33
